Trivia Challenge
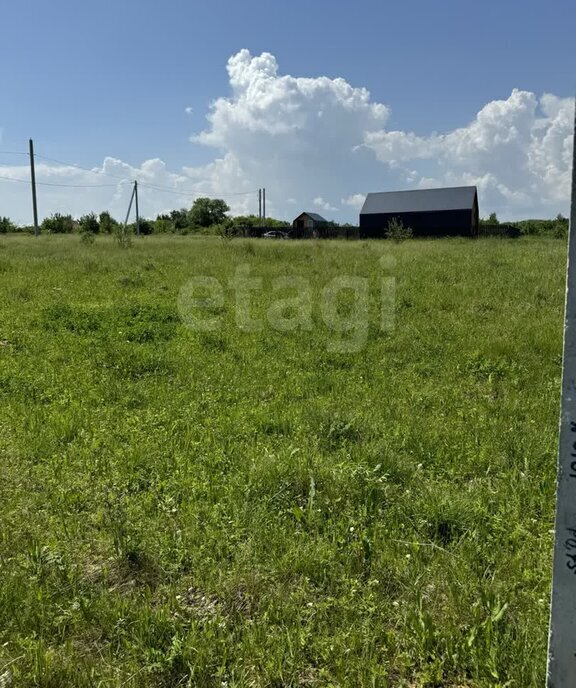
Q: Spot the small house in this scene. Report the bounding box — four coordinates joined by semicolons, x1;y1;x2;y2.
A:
292;212;328;238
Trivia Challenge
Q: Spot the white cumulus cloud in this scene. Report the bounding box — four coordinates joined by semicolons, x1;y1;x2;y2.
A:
0;51;572;224
364;89;574;217
342;193;366;209
313;196;338;212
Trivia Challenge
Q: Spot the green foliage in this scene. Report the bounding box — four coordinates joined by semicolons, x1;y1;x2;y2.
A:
215;222;238;241
229;214;290;229
513;214;569;238
113;222;132;248
187;197;230;228
385;216;413;241
153;217;173;233
553;214;569;239
78;212;100;235
229;214;260;228
80;230;95;245
170;208;190;230
135;218;155;236
0;216;17;233
41;213;75;234
480;213;500;227
99;211;119;234
154;209;189;233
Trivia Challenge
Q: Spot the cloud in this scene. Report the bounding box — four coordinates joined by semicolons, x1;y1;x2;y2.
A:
364;89;574;216
0;51;572;224
342;193;366;209
313;196;338;212
0;157;257;225
190;53;573;220
190;49;390;219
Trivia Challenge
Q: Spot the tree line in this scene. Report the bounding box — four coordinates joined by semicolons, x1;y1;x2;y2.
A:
0;199;570;238
0;198;292;236
479;212;569;238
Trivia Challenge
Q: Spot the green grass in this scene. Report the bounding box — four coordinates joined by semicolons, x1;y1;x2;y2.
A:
0;234;566;686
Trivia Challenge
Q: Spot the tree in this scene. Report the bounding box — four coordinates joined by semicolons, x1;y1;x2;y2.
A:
42;213;75;233
136;218;154;235
164;208;188;232
99;211;119;234
553;213;569;239
153;217;173;233
479;212;499;227
229;214;290;229
0;216;16;233
78;212;100;235
188;198;230;228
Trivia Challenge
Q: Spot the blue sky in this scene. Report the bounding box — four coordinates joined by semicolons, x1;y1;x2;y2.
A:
0;0;574;223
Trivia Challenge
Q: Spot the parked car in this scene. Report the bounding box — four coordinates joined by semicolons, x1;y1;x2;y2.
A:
262;230;289;239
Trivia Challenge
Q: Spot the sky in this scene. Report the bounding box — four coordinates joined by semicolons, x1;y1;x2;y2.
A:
0;0;574;225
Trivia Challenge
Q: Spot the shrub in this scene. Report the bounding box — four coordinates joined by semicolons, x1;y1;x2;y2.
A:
135;219;155;235
99;211;119;234
216;223;238;241
0;216;17;233
78;212;100;235
153;218;173;233
386;217;413;242
80;231;96;245
113;223;132;249
41;213;75;234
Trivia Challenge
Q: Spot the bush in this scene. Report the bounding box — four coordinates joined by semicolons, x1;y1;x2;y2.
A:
385;217;413;242
553;214;569;239
78;212;100;235
0;216;17;233
99;211;119;234
42;213;75;234
80;231;96;245
216;223;239;241
113;223;132;249
153;218;173;234
135;219;155;235
513;215;569;238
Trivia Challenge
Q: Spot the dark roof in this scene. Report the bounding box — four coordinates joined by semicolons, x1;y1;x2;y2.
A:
360;186;477;215
296;212;327;223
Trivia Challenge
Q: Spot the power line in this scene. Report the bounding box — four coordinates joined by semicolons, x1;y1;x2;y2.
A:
33;153;129;181
0;172;255;196
37;180;124;188
33;152;256;197
0;174;125;189
2;147;263;206
137;180;258;198
0;175;29;184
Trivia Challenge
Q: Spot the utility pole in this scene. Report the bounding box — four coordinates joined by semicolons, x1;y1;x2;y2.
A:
29;138;39;236
547;105;576;686
124;183;136;228
263;187;266;221
134;180;140;235
258;188;262;220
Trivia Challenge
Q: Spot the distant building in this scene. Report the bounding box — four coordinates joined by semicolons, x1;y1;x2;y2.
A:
292;212;328;237
359;186;479;237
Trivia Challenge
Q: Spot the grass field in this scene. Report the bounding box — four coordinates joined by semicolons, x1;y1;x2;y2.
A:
0;234;567;687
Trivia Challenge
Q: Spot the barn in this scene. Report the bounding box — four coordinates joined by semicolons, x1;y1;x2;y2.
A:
359;186;479;238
